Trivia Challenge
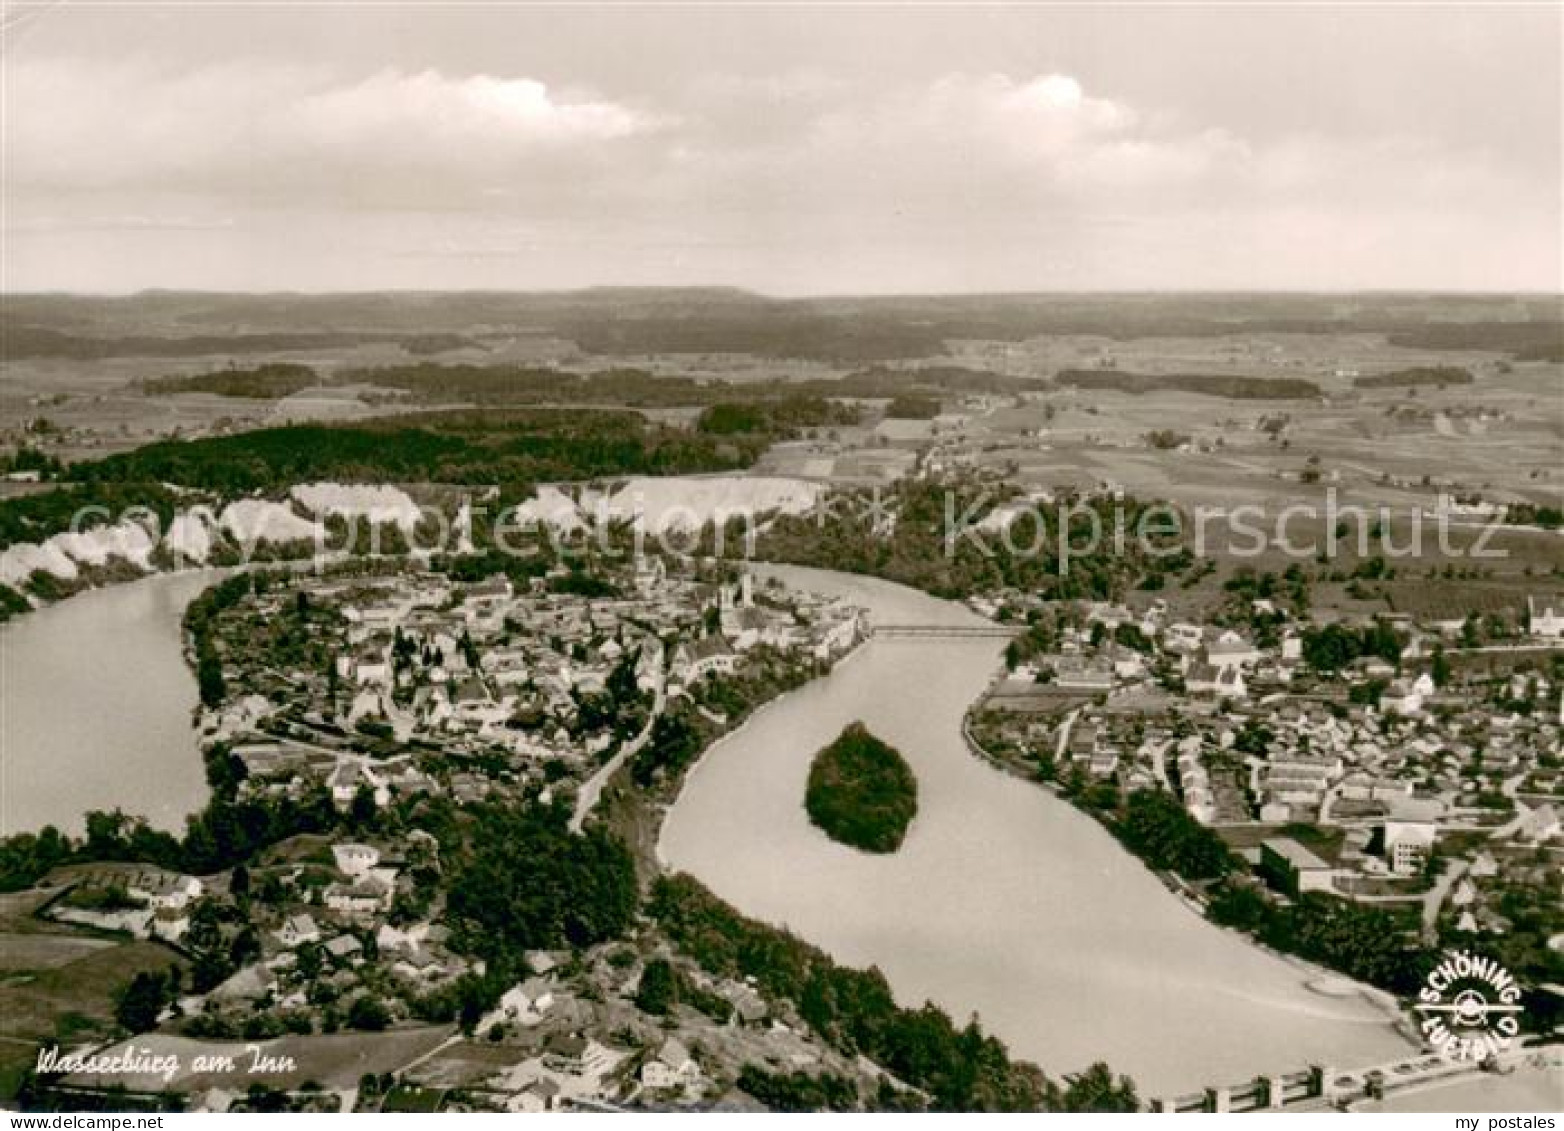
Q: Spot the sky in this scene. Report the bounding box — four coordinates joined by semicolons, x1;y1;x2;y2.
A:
2;2;1560;294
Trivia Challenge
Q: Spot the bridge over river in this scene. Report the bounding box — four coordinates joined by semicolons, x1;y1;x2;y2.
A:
869;622;1022;639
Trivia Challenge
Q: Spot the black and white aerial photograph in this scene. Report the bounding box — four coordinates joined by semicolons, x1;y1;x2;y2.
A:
0;0;1560;1118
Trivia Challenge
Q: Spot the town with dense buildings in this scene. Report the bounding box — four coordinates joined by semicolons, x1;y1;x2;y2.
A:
5;465;1557;1110
968;578;1563;1059
17;546;882;1112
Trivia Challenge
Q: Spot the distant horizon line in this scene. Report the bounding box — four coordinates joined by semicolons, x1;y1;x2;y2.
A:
5;285;1562;301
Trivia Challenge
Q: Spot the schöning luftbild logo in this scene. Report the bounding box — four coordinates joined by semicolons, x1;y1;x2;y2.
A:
1416;950;1525;1062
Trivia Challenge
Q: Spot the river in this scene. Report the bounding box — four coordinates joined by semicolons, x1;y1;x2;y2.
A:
0;562;1529;1105
661;563;1416;1099
0;569;220;837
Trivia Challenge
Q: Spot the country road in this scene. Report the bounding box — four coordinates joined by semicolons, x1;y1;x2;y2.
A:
569;679;666;834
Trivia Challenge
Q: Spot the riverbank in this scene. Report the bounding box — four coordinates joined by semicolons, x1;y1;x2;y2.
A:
602;631;872;881
657;563;1415;1099
960;711;1421;1050
0;568;225;834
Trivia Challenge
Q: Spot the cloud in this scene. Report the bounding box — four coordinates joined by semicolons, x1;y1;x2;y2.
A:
641;70;1258;236
792;71;1259;204
5;58;663;209
3;58;1555;291
295;68;652;149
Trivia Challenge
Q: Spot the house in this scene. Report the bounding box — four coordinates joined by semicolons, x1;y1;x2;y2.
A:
1450;879;1477;908
324;873;394;914
1205;631;1261;670
543;1034;619;1078
1383;673;1435;715
1184;662;1217;693
1084;602;1133;630
1055;656;1114;692
504;1078;561;1114
1106;644;1146;679
813;610;863;660
323;934;364;965
488;978;557;1028
1186;663;1247;699
277;913;321;947
1337;770;1376;801
633;639;665;692
354;661;391;687
1354;656;1397;680
1181;755;1215;823
1067;720;1100;764
1088;749;1120;778
725;606;784;652
125;869;203;911
1513;803;1560;844
641;1038;703;1092
1163;623;1204;654
1528;594;1564;639
633;554;667;592
392;949;448;982
670;636;738;684
716;982;768;1025
328;759;390;810
1260;838;1335;896
151;905;190;942
1264;753;1338;809
1383;821;1436;875
1388;682;1426;716
1214;666;1247;699
332;843;381;877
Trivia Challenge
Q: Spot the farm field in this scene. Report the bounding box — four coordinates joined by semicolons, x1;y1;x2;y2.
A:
0;887;182;1101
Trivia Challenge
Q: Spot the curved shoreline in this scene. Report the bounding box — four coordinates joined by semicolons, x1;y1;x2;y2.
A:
959;707;1418;1047
653;636;871;871
658;563;1417;1096
1;567;226;836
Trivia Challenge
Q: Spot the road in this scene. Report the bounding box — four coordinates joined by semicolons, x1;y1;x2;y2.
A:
1420;859;1469;941
568;679;665;834
1054;707;1081;763
1488;770;1536;840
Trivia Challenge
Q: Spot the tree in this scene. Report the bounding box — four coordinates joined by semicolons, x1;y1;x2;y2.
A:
297;941;324;980
346;995;391;1031
1057;1062;1138;1112
804;723;918;854
635;958;679;1015
115;969;172;1033
349;785;379;829
1115;790;1235;880
444;805;638;960
0;825;72;892
196;651;226;708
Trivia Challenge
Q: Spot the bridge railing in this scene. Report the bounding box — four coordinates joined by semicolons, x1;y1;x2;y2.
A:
869;623;1022;638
